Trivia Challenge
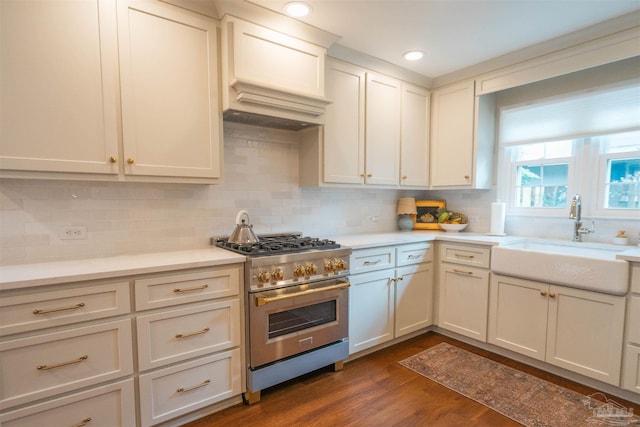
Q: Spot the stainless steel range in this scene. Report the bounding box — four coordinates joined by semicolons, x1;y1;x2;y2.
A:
215;233;351;404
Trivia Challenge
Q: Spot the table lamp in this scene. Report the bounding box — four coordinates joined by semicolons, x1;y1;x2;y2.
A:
397;198;416;231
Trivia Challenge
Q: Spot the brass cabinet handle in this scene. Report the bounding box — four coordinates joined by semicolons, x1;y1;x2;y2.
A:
454;253;474;259
126;158;135;164
359;173;365;177
452;268;473;276
175;327;210;339
367;173;372;177
407;254;420;259
173;284;209;293
397;276;404;281
549;292;557;298
177;379;211;393
71;418;92;427
540;290;548;296
33;302;85;315
37;355;88;371
363;259;382;265
402;176;407;179
108;156;117;163
464;175;470;180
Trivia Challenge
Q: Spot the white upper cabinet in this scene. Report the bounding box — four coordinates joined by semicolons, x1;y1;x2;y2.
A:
118;0;221;180
0;0;119;175
365;72;402;186
322;60;366;184
299;59;429;189
430;79;495;189
1;0;222;184
400;82;430;187
220;16;330;125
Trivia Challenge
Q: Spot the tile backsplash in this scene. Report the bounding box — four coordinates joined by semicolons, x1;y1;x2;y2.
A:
1;122;638;265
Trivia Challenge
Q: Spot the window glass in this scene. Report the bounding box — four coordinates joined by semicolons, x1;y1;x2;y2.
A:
515;163;568;208
605;157;640;209
515;140;572;161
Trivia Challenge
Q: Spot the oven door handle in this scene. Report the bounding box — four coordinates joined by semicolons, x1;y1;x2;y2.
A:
255;281;351;307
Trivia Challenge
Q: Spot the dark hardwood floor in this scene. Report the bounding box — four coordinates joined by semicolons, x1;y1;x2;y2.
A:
184;332;640;426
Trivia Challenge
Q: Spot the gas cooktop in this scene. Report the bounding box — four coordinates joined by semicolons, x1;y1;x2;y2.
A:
215;232;341;257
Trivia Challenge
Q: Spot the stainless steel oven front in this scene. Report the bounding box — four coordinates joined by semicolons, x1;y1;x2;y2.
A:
248;278;349;368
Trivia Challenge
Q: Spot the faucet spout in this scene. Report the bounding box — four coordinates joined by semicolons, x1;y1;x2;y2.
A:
569;194;594;241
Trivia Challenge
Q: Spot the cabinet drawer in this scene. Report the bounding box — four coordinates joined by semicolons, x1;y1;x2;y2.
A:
0;319;133;410
628;295;640;344
0;379;135;427
439;242;491;268
632;264;640;294
396;242;433;266
0;282;130;336
135;267;240;310
139;348;241;427
137;299;241;371
350;247;395;274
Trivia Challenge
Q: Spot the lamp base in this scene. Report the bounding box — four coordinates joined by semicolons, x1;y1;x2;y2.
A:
398;215;414;231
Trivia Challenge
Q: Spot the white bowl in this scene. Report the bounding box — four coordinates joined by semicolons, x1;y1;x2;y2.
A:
439;223;467;232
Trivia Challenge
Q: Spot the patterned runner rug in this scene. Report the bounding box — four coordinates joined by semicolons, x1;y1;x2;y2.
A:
400;343;613;427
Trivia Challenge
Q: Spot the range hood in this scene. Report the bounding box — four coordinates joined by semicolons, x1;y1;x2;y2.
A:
218;8;339;131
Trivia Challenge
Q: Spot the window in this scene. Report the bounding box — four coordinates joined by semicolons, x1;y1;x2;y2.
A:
498;82;640;218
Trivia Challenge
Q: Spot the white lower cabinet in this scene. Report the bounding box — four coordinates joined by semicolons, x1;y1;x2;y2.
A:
0;379;135;427
139;349;241;427
0;319;133;410
437;243;491;341
489;274;626;386
0;262;244;426
622;264;640;393
349;242;433;355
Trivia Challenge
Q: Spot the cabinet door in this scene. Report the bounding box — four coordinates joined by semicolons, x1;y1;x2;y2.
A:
0;0;119;174
348;270;394;354
118;1;221;179
323;59;366;184
430;80;475;187
488;274;548;360
438;263;489;341
400;83;430;187
395;264;432;337
546;285;625;385
365;72;401;186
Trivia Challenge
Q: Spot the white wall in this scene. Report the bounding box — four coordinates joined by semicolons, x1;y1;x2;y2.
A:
1;121;638;266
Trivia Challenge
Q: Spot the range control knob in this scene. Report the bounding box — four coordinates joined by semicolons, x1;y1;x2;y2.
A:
324;259;335;274
271;267;284;282
333;258;347;272
257;269;271;283
305;262;318;276
293;264;305;279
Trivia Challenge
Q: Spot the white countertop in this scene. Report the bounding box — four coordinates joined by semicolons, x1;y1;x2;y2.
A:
0;248;246;291
2;231;639;290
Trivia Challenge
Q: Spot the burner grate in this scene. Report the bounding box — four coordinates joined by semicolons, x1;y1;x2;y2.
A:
215;234;340;256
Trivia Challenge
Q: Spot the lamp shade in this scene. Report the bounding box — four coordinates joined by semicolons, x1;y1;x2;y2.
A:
397;198;417;215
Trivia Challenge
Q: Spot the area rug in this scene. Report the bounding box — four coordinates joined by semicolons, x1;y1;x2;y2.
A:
400;343;601;427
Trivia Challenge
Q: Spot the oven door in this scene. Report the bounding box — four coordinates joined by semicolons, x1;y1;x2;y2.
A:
248;278;349;368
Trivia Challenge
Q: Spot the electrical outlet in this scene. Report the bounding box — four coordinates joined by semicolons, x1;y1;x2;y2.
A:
60;226;87;240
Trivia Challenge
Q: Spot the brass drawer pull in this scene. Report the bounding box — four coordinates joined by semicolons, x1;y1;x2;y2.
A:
407;254;420;259
33;302;85;315
173;284;209;293
549;292;557;298
363;259;382;265
72;417;92;427
540;290;548;296
177;379;211;393
452;269;473;276
37;355;88;371
176;327;210;339
454;253;474;259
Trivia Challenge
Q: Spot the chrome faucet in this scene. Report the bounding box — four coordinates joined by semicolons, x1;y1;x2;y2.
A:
569;194;595;242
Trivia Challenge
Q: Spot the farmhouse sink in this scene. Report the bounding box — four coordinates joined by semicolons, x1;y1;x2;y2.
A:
491;239;629;295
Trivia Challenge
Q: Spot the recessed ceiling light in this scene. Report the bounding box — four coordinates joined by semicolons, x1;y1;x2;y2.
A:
285;2;312;17
403;51;424;61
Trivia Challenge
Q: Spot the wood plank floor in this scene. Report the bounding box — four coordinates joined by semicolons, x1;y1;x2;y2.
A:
183;332;640;426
